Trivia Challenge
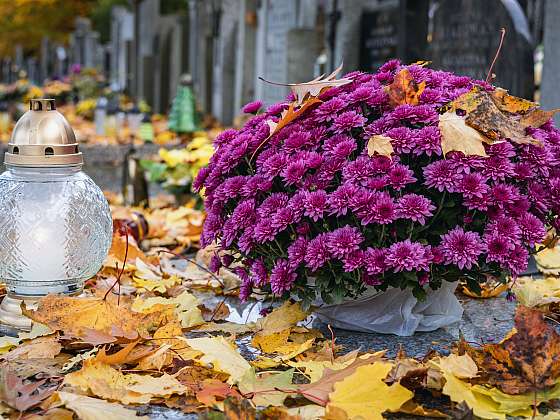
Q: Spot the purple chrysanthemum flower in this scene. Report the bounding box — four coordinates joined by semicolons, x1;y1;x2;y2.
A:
423;160;458;192
342;250;365;272
270;259;297;295
305;233;331;271
386;240;431;272
209;254;222;273
258;193;289;217
271;207;297;233
328;183;357;216
304;190;328;221
288;236;308;269
364;247;387;274
486;216;521;240
342;156;374;184
314;97;347;122
250;258;268;286
504;244;529;275
490;183;520;206
485;234;514;264
281;160;307;185
440;227;484;269
242;100;263;114
332;111;366;134
388;164;416;190
396;194;436;225
518;212;546;245
327;226;364;258
413;126;442;156
418;272;430;286
458;173;489;198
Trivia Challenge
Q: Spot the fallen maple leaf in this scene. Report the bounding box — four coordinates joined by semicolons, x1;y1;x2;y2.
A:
132;291;204;328
58;391;147;419
367;135;394;158
182;336;251;384
513;276;560;308
2;336;62;361
63;359;186;404
238;368;296;407
466;305;560;394
491;88;538;114
23;294;172;342
439;112;491;157
255;301;308;337
0;368;58;411
299;354;383;406
520;108;560;128
327;362;413;420
195;378;242;408
385;68;426;107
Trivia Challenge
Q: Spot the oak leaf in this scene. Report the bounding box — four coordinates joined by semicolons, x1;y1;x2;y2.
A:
327;362;413;420
58;392;147;420
466;305;560;394
260;63;352;107
0;368;58;411
385;68;426;107
439;112;491;157
367;135;394;158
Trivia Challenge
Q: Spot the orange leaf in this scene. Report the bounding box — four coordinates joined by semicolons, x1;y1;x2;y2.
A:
385;68;426;107
195;378;241;407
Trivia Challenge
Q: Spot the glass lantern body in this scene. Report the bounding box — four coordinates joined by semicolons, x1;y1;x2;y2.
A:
0;165;112;297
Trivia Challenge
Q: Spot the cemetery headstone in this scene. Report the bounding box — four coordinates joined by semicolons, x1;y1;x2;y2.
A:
430;0;534;99
359;3;400;72
540;0;560;124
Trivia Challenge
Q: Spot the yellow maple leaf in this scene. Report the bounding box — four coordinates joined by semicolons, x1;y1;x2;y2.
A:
183;336;251;384
439;112;491;157
431;354;478;379
58;392;147;420
132;291;204;328
63;359;186;404
327;362;413;420
255;301;308;337
513;276;560;308
367;135;394;158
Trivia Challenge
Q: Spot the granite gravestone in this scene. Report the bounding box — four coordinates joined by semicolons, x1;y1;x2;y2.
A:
359;4;400;72
430;0;534;99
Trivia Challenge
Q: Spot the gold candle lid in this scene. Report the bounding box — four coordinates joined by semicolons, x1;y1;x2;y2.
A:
4;98;83;167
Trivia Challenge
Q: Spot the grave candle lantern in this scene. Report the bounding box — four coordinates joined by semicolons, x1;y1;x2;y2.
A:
0;99;112;332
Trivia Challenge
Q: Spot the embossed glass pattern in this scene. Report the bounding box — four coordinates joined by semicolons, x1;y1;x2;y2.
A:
0;165;112;297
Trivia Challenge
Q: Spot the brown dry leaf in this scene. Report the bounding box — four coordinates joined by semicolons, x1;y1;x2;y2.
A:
267;98;322;139
26;408;75;420
397;401;448;418
58;391;147;419
462;278;509;299
3;355;70;379
452;86;540;145
104;232;150;269
439;112;490;157
194;321;255;335
466;305;560;394
0;368;58;411
195;378;242;408
367;135;394;158
490;88;538;114
2;335;62;361
520;108;560;128
23;294;172;341
95;340;140;365
385;68;426;107
63;359;186;404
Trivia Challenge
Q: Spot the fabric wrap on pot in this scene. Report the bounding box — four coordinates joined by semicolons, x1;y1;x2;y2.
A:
314;281;463;336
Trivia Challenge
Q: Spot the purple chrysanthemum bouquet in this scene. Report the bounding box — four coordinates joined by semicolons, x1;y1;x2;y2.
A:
195;60;560;308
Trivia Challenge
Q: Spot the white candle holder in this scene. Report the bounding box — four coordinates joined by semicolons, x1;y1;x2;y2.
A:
0;99;112;334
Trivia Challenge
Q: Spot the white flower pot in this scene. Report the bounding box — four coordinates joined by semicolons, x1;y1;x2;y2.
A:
314;281;463;336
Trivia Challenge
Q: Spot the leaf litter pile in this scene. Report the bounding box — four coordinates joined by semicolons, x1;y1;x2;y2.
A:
4;67;560;419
